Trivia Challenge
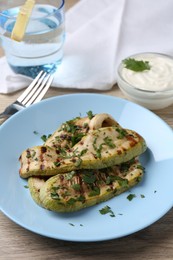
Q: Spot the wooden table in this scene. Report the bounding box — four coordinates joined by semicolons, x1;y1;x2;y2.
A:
0;1;173;259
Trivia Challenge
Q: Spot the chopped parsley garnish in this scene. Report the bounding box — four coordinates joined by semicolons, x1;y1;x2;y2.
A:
127;193;136;201
137;165;145;172
87;110;94;119
123;58;151;72
99;205;115;217
24;185;29;189
119;161;131;172
77;195;85;203
68;223;84;227
136;176;143;183
79;148;88;157
73;148;88;167
89;187;100;197
71;132;85;146
93;137;103;159
41;134;52;142
116;128;127;139
66;171;76;180
106;175;129;187
69;223;75;226
50;186;60;198
67;198;76;205
31;150;36;158
140;194;145;198
54;161;61;167
51;193;60;200
26;149;36;159
103;136;116;148
62;121;79;134
50;187;60;200
72;184;81;191
82;172;96;184
75;158;82;167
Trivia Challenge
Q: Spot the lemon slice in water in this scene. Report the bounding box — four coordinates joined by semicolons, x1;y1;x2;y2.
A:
11;0;35;41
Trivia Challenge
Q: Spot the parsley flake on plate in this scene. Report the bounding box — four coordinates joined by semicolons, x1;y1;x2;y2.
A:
99;205;115;217
127;193;136;201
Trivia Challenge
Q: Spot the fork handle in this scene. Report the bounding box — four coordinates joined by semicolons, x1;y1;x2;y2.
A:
0;117;9;125
0;105;19;118
0;113;10;119
0;108;12;124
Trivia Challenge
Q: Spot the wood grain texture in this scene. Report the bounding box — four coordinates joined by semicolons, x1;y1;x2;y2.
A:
1;209;173;260
0;0;173;259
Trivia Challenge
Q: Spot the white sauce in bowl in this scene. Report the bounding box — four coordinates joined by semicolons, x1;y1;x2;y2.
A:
121;53;173;91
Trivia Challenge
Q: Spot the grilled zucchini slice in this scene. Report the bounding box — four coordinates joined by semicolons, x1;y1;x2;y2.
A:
45;113;119;149
28;177;45;206
19;127;146;178
38;157;144;213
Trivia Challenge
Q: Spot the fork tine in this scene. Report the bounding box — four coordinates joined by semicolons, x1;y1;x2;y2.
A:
25;74;54;107
0;71;53;124
19;72;48;106
17;70;44;103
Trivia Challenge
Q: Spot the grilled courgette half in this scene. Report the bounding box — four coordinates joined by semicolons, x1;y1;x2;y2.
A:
28;157;144;213
45;113;119;149
28;177;46;206
19;126;146;178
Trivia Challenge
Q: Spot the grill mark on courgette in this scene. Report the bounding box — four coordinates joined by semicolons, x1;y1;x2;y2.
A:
127;135;138;147
26;149;31;172
40;146;47;170
76;174;85;198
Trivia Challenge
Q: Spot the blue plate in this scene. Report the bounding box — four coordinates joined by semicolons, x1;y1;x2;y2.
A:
0;93;173;242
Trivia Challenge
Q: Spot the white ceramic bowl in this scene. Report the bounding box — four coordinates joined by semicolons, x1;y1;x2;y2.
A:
117;52;173;110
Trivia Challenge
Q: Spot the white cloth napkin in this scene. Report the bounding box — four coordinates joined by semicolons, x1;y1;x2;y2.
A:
1;0;173;93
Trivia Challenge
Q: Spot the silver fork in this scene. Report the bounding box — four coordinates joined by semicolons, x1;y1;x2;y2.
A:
0;71;54;124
